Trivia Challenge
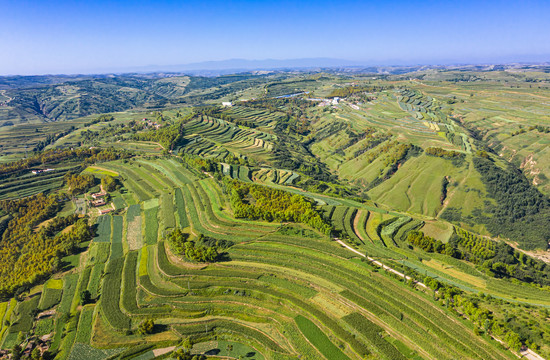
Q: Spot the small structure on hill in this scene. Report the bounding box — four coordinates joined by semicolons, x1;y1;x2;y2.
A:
31;168;54;175
91;199;106;207
222;101;232;107
91;191;106;199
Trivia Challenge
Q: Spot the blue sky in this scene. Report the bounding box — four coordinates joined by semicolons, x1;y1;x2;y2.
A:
0;0;549;75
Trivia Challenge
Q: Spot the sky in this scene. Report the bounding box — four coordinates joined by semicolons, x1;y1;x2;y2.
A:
0;0;549;75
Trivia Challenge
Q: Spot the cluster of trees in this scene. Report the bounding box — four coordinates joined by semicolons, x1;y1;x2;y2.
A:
137;319;155;335
167;229;230;263
445;131;468;149
440;177;449;205
172;338;201;360
394;255;535;352
64;172;95;195
382;142;415;167
133;122;184;151
227;179;332;235
425;147;466;160
101;175;118;192
0;194;92;297
473;156;550;250
80;125;130;144
328;84;392;98
454;228;550;286
181;154;219;173
422;275;524;351
0;148;132;177
352;133;391;158
510;128;527;137
366;141;421;190
246;98;316;119
407;229;497;262
41;214;79;237
80;115;186;145
529;125;550;133
407;228;550;286
452;228;496;263
406;230;449;254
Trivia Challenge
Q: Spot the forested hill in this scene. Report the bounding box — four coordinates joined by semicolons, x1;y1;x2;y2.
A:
0;73;272;126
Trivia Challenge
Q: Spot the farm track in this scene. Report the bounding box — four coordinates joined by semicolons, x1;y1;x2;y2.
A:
334;239;426;288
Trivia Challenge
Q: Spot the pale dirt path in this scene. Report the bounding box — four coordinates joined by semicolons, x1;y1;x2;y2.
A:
520;348;546;360
336;238;547;359
334;238;427;289
153;346;176;357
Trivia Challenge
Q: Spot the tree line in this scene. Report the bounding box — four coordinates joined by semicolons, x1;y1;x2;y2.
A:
425;147;465;160
406;228;550;286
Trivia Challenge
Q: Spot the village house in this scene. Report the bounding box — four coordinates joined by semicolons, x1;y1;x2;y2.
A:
91;191;106;200
31;168;54;175
91;198;106;207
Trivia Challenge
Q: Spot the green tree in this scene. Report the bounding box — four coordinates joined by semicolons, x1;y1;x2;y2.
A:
505;331;522;351
12;344;22;360
101;175;117;192
138;319;155;335
31;347;41;360
80;290;91;305
181;337;194;353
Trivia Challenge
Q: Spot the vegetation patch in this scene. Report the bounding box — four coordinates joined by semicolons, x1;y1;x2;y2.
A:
295;315;350;360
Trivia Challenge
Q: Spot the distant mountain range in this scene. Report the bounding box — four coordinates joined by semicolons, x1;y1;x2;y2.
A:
127;58;363;74
77;58;550;76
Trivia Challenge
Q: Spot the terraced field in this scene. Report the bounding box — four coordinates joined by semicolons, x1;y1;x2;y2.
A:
7;156;522;360
2;72;550;360
0;166;80;200
182;117;276;163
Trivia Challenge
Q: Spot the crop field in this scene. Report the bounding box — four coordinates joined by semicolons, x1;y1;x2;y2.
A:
38;280;63;310
126;204;143;250
111;215;124;259
295;315;349;360
18;156;517;360
93;215;111;243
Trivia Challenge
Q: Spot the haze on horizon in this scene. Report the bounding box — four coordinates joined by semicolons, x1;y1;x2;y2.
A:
1;0;549;75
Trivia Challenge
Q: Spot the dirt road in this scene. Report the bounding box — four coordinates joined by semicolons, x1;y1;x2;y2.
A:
334;238;427;289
